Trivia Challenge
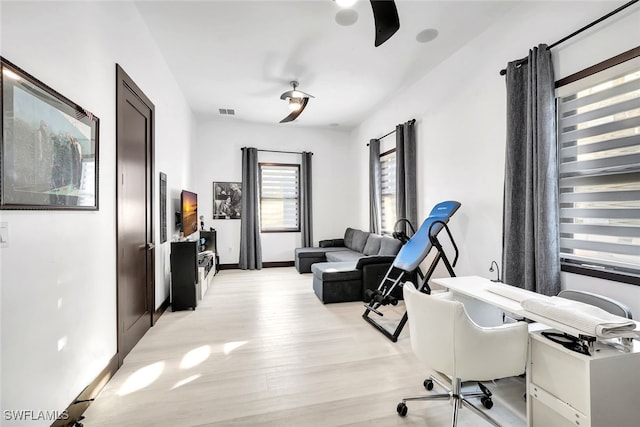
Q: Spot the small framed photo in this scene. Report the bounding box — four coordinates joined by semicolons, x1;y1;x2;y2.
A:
159;172;167;243
213;181;241;219
1;57;99;210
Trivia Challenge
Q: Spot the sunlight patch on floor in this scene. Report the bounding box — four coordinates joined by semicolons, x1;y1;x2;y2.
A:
180;345;211;369
171;374;201;390
223;340;248;355
117;361;165;396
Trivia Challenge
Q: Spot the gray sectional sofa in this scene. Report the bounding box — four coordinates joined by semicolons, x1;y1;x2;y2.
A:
294;228;403;303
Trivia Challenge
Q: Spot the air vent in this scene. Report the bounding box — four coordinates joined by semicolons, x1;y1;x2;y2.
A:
218;108;235;116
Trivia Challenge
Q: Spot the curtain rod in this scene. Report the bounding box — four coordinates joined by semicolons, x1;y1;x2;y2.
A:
366;119;416;146
377;129;396;140
242;148;313;155
499;0;639;76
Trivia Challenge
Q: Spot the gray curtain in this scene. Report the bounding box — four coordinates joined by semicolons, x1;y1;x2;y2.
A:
369;139;381;233
396;120;417;234
239;147;262;270
301;151;313;247
503;44;560;296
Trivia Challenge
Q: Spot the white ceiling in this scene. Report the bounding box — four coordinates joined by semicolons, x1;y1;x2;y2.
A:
135;0;515;129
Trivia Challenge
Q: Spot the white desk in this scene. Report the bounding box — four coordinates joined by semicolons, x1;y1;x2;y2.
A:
432;276;640;427
432;276;640;337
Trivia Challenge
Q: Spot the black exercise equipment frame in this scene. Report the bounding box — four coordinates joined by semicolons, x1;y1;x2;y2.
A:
362;220;459;342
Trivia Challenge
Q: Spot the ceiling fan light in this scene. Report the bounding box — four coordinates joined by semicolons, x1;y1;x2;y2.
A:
288;98;303;112
335;0;358;8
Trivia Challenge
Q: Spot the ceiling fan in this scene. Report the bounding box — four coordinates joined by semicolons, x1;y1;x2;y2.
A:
369;0;400;47
336;0;399;47
279;81;314;123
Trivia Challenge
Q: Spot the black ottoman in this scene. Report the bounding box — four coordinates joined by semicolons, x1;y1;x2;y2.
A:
312;262;363;303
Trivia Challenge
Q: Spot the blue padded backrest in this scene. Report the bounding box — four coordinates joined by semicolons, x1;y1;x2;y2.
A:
393;201;461;272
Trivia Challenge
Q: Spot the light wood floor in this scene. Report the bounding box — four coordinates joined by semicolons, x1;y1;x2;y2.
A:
83;268;526;426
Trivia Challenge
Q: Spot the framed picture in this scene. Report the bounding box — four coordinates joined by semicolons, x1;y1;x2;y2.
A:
159;172;167;243
213;181;241;219
1;57;99;210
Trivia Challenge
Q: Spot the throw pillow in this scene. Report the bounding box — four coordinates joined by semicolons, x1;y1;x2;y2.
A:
378;236;402;255
351;230;369;253
363;234;382;255
344;228;356;250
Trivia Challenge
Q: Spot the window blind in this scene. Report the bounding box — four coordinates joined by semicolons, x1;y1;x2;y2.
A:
380;149;396;234
557;60;640;273
260;163;300;231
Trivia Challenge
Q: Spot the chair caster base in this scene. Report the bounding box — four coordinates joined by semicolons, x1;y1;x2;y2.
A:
397;402;408;417
481;396;494;409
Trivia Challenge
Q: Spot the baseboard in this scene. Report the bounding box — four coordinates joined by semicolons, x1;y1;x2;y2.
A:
263;261;295;268
51;354;119;427
154;296;170;324
219;261;294;270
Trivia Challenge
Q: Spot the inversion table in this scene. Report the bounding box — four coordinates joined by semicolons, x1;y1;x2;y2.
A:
363;200;461;342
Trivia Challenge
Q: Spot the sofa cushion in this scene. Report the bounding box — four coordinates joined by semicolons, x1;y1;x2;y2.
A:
326;250;364;263
344;228;356;249
294;247;345;258
363;234;382;255
378;236;402;255
351;230;370;253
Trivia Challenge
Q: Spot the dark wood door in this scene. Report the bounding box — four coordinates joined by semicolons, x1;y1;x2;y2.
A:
116;65;155;365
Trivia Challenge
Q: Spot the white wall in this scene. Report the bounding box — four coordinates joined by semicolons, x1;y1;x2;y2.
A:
351;2;640;307
0;2;194;425
192;118;355;264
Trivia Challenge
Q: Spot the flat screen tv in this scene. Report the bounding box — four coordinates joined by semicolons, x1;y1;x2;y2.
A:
181;190;198;238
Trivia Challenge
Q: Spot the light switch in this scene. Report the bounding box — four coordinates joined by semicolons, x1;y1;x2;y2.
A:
0;222;8;248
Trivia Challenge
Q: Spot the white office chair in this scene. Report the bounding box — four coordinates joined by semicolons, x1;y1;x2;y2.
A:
557;289;633;319
398;283;529;427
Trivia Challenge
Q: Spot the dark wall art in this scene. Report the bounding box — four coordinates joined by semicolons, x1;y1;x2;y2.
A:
1;57;99;210
160;172;167;243
213;181;241;219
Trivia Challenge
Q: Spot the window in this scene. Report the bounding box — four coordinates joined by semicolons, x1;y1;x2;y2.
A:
259;163;300;232
380;149;396;234
556;54;640;283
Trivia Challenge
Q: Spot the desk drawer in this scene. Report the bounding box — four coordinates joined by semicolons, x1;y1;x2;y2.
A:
530;337;588;414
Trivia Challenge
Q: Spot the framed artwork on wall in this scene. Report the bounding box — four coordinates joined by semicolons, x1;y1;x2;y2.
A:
213;181;241;219
160;172;167;243
0;57;99;210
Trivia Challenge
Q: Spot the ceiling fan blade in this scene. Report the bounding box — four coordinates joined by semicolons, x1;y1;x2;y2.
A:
279;97;309;123
370;0;400;47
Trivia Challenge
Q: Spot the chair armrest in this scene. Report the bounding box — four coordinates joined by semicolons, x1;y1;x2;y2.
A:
355;255;396;269
319;238;345;248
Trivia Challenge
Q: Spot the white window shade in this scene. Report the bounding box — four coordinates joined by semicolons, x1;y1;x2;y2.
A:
380;150;396;234
557;58;640;274
259;163;300;232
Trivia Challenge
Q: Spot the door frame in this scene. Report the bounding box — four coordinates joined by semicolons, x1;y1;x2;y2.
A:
115;64;155;366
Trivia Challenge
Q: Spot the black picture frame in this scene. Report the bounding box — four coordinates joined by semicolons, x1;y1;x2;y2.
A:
213;181;241;219
0;57;99;210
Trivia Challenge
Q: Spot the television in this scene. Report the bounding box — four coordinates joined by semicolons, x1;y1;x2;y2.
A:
180;190;198;238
